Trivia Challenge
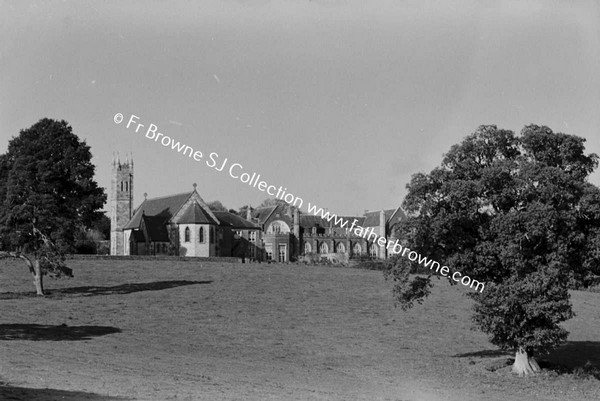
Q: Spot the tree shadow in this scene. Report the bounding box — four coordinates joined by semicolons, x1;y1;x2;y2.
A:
454;342;600;379
0;382;132;400
0;324;121;341
0;280;212;299
542;341;600;379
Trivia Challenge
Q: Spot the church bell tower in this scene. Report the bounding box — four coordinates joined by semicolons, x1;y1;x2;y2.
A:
110;153;133;255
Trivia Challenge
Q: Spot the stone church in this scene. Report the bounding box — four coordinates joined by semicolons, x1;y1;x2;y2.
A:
110;156;404;261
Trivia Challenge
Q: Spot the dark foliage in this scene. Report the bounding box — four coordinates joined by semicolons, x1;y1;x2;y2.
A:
0;119;106;290
386;124;600;354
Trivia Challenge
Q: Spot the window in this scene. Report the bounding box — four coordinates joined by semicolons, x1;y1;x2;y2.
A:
336;243;346;253
265;245;273;261
120;181;123;191
370;244;378;258
267;220;290;234
125;181;128;191
250;245;256;258
278;245;286;262
353;243;362;255
184;227;190;242
235;230;242;240
199;227;205;243
249;231;256;242
304;242;312;254
319;243;329;254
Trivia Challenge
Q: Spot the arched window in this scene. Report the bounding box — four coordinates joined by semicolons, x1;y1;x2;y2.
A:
353;243;362;255
184;227;190;242
319;243;329;254
370;244;378;258
267;220;290;234
125;181;128;191
199;227;204;243
336;243;346;253
304;242;312;254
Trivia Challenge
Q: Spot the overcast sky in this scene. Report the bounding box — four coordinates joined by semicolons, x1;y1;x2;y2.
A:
1;0;599;215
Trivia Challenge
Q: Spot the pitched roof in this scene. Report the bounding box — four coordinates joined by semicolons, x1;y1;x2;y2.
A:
124;192;192;229
299;215;326;228
176;202;218;225
387;207;406;226
362;211;380;227
362;208;405;227
251;206;277;225
213;211;260;229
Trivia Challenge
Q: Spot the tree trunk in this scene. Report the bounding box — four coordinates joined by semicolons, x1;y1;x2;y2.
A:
512;347;540;376
31;259;45;296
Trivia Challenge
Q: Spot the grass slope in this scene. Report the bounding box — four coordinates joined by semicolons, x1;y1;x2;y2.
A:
0;259;598;401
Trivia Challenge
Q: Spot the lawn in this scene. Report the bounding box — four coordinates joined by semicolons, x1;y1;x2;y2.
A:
0;259;598;401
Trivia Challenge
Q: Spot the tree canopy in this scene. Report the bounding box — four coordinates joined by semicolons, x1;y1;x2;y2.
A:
206;200;228;212
386;124;600;375
0;118;106;294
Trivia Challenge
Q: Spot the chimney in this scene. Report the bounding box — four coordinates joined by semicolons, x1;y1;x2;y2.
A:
246;205;252;221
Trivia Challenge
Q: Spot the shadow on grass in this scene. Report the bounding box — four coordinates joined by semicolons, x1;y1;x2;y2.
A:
0;280;212;299
454;342;600;379
0;382;132;400
0;324;121;341
543;341;600;379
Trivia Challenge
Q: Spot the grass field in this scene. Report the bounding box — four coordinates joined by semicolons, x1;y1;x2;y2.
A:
0;259;599;401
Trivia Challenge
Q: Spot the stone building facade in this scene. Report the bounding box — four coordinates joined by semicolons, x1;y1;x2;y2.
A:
110;157;260;258
110;156;133;256
109;157;403;260
246;206;405;262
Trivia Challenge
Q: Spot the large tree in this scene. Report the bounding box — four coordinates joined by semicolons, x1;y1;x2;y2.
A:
0;118;106;295
386;125;600;376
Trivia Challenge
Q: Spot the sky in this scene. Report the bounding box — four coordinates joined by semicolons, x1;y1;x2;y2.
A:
1;0;599;216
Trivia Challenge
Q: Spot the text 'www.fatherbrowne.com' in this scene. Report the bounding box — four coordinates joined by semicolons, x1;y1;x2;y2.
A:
306;204;485;292
114;112;484;292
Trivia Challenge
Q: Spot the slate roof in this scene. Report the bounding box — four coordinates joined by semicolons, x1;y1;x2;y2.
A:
142;215;170;242
362;211;383;227
213;211;260;229
299;215;326;228
176;202;218;225
251;206;277;225
387;207;406;226
362;208;405;227
124;192;192;229
300;215;364;228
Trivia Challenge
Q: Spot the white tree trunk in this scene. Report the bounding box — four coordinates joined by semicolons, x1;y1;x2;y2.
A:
32;259;45;296
512;347;540;376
